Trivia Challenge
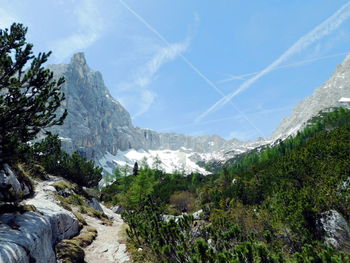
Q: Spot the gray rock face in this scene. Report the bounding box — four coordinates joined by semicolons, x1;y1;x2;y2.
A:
48;53;244;161
0;164;32;202
318;210;350;251
111;205;124;215
0;178;80;263
273;55;350;139
24;179;80;244
0;212;55;263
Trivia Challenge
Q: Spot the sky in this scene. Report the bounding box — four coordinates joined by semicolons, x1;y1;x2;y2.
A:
2;0;350;140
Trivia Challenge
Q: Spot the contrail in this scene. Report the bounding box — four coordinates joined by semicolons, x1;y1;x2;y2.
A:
218;51;350;83
118;0;264;137
197;1;350;122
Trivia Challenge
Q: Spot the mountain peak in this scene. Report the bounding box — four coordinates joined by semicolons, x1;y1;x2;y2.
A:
71;52;87;66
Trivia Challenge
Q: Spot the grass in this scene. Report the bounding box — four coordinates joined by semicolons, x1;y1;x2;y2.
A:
55;224;98;263
125;238;155;263
55;239;85;263
52;180;78;192
54;194;73;212
15;162;48;181
72;211;87;226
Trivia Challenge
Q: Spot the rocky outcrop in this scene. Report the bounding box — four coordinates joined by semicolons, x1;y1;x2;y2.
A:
0;164;33;202
0;212;56;263
273;55;350;139
0;177;80;263
318;210;350;251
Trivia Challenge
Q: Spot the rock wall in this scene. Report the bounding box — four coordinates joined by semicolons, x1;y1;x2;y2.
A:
0;173;80;263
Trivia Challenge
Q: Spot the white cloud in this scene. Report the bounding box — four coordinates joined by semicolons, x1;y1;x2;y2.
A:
51;0;105;61
197;1;350;122
133;90;157;118
137;39;190;87
120;38;190;118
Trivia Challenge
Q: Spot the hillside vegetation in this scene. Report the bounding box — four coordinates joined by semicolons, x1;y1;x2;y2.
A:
103;107;350;262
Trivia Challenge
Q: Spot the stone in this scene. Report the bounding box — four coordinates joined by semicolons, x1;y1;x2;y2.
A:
111;205;123;215
0;178;80;263
88;197;103;212
0;212;56;263
0;164;32;202
193;209;203;220
318;210;350;251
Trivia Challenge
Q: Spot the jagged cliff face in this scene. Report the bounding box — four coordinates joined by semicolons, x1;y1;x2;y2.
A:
48;53;243;162
273;55;350;139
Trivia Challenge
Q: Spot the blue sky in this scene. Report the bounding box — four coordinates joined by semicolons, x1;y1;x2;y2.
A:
2;0;350;140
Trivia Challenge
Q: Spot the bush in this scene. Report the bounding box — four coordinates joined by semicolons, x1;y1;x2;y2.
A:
31;134;102;187
169;191;196;213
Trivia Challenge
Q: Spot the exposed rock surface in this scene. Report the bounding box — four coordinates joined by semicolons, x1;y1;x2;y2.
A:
272;55;350;139
0;177;80;263
0;212;55;263
318;210;350;251
24;177;80;243
0;164;32;202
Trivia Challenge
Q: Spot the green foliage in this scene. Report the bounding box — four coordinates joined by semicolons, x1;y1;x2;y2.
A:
61;151;102;188
0;23;67;161
117;108;350;262
30;133;102;187
123;198;195;263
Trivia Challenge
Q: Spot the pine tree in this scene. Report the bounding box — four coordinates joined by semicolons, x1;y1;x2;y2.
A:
133;161;139;176
0;23;67;162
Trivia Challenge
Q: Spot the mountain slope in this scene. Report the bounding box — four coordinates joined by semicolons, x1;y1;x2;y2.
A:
273;54;350;139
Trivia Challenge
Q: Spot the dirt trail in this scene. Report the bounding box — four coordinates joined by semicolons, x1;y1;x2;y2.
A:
84;205;130;263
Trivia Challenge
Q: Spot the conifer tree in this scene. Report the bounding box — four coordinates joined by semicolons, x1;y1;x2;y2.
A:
133;161;138;176
0;23;67;161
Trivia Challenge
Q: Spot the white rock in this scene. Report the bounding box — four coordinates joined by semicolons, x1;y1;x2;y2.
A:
193;209;203;220
0;212;55;263
318;210;350;250
0;178;80;262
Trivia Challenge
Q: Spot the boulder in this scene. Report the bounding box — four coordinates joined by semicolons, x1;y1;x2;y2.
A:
0;164;33;202
111;205;124;214
318;210;350;251
0;179;80;262
193;209;203;220
88;197;103;212
0;212;55;263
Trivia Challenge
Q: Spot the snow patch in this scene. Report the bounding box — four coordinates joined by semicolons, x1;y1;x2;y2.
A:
339;97;350;102
99;149;211;175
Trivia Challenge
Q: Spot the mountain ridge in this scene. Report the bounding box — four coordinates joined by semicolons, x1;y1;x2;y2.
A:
49;52;350;174
48;53;250;174
272;54;350;140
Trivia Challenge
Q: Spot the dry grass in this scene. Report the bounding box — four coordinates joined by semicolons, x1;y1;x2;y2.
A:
55;224;98;263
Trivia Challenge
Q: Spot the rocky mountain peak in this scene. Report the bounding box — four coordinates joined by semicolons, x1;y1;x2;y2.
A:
47;53;248;173
272;54;350;140
71;52;87;66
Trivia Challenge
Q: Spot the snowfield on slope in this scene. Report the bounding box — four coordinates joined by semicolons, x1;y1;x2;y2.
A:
98;149;212;175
